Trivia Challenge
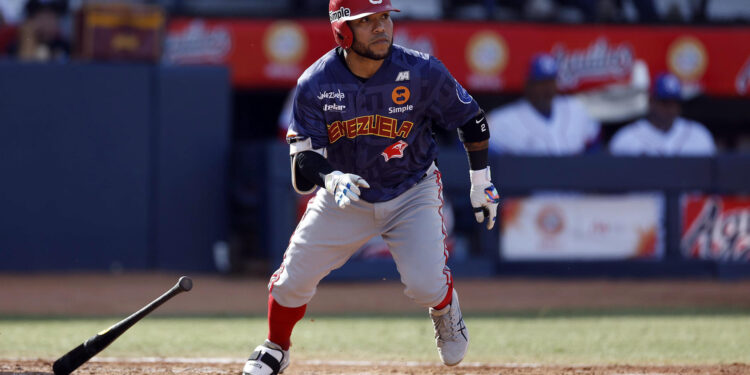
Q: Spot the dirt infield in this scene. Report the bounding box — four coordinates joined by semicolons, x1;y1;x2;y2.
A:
2;273;750;374
3;359;750;375
3;273;750;316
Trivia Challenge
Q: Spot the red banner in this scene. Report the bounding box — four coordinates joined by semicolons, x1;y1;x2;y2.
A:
165;18;750;96
682;195;750;261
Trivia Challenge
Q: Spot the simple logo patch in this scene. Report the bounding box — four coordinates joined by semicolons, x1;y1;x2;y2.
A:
329;7;351;23
396;71;410;82
388;104;414;114
382;140;409;162
392;86;410;105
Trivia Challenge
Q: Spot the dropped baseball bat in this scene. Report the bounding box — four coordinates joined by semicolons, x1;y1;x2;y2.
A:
52;276;193;375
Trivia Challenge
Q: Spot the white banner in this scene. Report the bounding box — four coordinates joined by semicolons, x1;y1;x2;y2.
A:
501;194;664;261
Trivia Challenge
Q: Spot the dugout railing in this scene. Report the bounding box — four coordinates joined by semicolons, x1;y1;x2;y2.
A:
252;142;750;280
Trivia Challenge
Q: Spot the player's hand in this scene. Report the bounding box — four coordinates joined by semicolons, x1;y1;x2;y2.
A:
324;171;371;208
469;167;501;230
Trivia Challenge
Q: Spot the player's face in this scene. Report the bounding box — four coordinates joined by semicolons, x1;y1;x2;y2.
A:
650;98;681;125
525;79;557;115
348;11;393;60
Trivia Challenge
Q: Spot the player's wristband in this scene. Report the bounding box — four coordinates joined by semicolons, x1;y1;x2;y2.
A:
457;110;490;143
466;148;488;170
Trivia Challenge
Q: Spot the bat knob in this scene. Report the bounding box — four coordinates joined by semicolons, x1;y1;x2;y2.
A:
178;276;193;292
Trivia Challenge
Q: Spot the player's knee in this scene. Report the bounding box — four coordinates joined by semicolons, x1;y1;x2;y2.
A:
269;274;317;307
402;276;448;308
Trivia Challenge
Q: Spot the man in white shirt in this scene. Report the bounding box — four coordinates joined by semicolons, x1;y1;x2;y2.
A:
487;54;601;155
609;73;716;156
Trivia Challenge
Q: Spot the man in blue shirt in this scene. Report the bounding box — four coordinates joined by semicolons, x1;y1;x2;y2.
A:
243;1;500;373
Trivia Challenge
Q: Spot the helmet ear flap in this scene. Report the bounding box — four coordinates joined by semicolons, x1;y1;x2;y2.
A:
332;21;353;49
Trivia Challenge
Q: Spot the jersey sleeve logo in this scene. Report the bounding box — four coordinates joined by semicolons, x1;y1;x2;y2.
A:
456;81;473;104
392;86;411;105
381;140;409;162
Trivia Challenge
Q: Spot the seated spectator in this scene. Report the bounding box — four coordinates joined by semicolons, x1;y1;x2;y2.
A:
6;0;69;62
609;73;716;156
486;54;601;155
706;0;750;23
584;0;659;23
448;0;505;20
514;0;659;23
391;0;442;19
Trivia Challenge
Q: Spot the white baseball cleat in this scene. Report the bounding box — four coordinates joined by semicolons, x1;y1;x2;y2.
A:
429;289;469;366
242;340;290;375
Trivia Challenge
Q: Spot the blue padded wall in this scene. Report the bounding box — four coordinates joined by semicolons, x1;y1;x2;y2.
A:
0;63;153;270
0;63;231;271
154;66;230;271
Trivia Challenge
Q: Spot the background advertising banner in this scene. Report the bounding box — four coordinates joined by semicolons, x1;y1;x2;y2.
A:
165;18;750;96
501;194;664;261
682;195;750;262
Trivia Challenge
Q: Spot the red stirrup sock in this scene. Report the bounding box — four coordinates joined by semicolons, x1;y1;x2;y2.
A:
432;283;454;311
267;294;306;351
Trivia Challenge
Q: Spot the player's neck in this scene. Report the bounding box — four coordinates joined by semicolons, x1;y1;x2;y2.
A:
647;114;675;133
343;49;385;79
528;100;552;119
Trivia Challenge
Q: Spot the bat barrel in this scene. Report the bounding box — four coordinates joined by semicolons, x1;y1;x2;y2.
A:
52;339;102;375
51;276;193;375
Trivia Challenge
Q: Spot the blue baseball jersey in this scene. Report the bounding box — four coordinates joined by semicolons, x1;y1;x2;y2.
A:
289;44;480;202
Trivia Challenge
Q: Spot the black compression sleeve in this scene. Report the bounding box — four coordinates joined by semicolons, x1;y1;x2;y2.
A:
457;110;490;143
467;149;488;170
295;150;334;187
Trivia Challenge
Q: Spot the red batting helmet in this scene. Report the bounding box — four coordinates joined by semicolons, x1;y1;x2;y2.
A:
329;0;400;49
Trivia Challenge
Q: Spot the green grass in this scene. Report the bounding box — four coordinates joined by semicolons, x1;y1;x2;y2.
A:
1;311;749;365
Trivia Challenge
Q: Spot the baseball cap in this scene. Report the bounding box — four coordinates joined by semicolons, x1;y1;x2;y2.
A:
329;0;400;24
652;73;683;101
528;54;558;82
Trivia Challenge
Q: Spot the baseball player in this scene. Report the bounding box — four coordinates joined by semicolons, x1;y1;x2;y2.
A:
242;0;500;373
609;73;716;156
486;54;601;155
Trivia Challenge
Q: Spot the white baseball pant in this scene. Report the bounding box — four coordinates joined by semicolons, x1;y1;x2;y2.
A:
269;163;452;308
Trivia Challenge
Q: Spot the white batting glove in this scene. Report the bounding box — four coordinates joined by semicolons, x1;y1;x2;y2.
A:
469;167;501;230
324;171;371;208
